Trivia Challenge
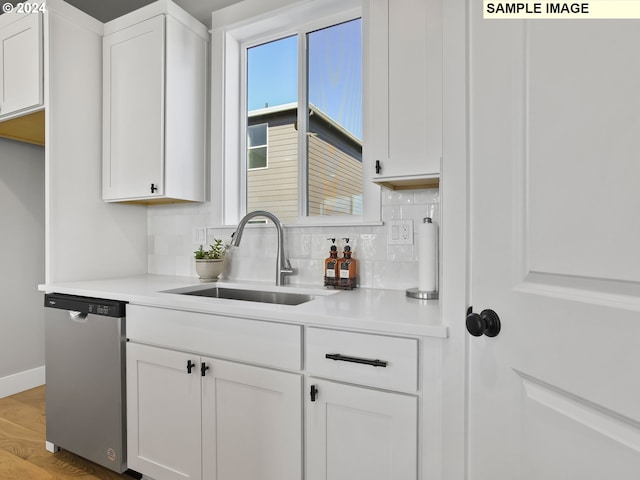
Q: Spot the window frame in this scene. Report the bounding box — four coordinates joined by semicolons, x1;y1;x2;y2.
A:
211;0;380;226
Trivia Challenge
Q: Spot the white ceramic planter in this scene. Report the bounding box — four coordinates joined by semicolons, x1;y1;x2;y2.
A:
195;259;224;282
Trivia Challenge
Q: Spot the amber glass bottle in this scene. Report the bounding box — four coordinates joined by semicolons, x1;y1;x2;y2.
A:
324;238;338;287
337;238;357;289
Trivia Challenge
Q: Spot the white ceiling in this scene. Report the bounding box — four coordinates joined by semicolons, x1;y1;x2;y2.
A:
172;0;243;26
1;0;242;26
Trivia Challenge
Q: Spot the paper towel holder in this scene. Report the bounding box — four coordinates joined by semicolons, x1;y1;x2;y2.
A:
406;288;438;300
407;216;438;300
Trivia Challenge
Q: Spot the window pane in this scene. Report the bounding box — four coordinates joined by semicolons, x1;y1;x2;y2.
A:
246;36;298;224
307;19;363;217
248;124;267;148
248;147;267;169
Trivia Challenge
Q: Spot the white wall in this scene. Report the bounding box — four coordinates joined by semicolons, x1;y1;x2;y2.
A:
147;188;440;290
45;1;148;284
0;138;46;396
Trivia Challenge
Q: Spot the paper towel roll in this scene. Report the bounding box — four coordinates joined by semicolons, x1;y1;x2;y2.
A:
418;218;437;292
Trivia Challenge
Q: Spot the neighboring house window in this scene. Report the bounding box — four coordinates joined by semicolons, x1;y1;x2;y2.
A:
247;123;268;169
213;0;379;225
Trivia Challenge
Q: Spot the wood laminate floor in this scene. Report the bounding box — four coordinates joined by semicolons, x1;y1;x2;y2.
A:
0;386;137;480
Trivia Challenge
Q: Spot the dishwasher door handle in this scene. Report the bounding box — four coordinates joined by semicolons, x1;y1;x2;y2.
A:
69;311;88;322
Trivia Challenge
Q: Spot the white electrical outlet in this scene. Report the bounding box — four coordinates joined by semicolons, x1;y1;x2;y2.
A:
192;227;207;245
387;220;413;245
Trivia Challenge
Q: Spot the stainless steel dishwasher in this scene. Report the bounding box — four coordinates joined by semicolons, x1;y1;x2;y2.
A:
44;293;131;474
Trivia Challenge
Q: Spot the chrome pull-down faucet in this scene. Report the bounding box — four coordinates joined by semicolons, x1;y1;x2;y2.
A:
230;210;296;286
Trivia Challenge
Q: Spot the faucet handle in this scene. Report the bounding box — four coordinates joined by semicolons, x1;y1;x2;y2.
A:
279;263;296;284
281;257;296;274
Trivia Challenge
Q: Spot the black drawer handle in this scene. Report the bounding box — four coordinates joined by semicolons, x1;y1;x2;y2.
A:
325;353;388;368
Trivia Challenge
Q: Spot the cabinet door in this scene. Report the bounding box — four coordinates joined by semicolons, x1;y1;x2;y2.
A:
127;343;202;480
306;379;418;480
103;15;164;200
202;359;303;480
368;0;442;183
0;13;43;119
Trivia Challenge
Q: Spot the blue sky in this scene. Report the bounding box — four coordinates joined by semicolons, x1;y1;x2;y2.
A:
247;19;362;140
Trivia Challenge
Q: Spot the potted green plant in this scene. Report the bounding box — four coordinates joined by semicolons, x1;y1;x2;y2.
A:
194;239;227;282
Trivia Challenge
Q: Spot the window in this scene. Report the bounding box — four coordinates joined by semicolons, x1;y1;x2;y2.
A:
247;123;268;170
214;0;379;225
306;20;363;218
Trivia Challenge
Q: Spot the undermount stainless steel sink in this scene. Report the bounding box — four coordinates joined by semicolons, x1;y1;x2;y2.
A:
168;286;314;306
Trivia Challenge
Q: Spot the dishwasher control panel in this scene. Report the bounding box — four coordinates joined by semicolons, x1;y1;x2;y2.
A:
44;293;126;318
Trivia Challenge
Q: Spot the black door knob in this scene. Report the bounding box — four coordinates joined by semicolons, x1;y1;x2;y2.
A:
466;307;501;337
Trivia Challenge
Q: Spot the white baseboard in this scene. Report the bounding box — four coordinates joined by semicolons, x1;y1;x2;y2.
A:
45;441;59;453
0;366;46;399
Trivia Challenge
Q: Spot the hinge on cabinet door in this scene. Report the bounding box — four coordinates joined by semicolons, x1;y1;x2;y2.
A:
201;362;210;377
150;183;158;193
375;160;382;175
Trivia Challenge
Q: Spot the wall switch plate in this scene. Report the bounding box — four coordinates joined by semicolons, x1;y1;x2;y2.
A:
388;220;413;245
192;227;207;245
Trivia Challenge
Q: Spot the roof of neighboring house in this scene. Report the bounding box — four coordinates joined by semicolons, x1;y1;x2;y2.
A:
248;102;362;147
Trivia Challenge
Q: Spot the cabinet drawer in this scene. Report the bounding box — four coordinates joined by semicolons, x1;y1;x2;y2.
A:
127;305;302;370
306;327;418;392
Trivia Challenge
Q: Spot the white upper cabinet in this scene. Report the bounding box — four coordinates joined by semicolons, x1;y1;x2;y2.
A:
0;12;43;120
367;0;442;189
102;2;208;203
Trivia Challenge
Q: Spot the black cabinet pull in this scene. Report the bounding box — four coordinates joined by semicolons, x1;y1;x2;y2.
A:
375;160;382;174
201;362;210;377
310;384;318;402
325;353;388;368
150;183;158;193
186;360;195;374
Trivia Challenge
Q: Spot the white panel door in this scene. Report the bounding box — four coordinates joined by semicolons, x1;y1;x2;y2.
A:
0;13;42;118
202;358;302;480
468;10;640;479
126;343;202;480
306;378;417;480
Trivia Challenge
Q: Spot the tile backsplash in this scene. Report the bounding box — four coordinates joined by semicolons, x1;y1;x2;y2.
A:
148;188;439;290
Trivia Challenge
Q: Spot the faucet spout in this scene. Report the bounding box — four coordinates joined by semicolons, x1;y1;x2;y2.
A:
231;211;295;286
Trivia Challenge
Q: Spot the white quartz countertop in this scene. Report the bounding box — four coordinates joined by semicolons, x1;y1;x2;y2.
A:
38;275;447;337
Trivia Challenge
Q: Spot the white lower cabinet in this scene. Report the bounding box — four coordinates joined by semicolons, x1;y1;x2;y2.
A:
126;342;303;480
126;343;201;480
306;379;418;480
305;327;420;480
126;307;422;480
202;359;302;480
